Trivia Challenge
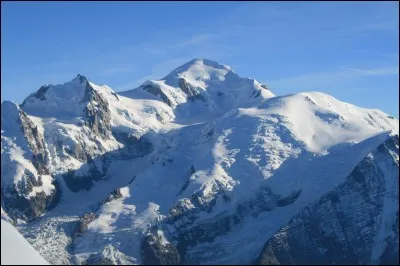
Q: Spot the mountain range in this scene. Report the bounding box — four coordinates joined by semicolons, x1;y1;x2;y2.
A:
1;59;398;265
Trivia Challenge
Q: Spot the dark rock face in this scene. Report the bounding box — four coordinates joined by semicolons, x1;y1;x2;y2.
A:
73;212;96;238
103;188;123;205
1;107;60;222
114;132;154;160
85;245;133;265
64;141;90;162
142;84;173;107
256;135;399;265
141;232;181;265
164;184;302;264
178;78;204;102
82;83;112;139
19;109;50;175
62;132;153;193
177;165;196;196
154;135;398;265
63;163;104;193
33;85;50;101
2;179;61;222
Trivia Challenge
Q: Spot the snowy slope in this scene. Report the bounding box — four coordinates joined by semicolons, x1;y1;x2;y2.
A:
257;134;399;265
1;220;49;265
1;58;399;265
72;93;398;264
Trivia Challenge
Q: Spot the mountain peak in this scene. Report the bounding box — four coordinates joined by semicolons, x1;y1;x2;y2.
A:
163;58;233;81
72;74;88;84
186;58;232;70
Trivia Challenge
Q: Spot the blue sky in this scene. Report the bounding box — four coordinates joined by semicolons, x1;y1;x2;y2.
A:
1;1;399;117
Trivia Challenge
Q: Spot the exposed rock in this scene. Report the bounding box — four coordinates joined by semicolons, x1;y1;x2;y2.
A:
19;109;50;175
64;141;89;162
2;179;61;222
178;78;204;102
86;245;135;265
142;84;173;107
261;84;269;90
73;212;96;238
102;188;123;205
1;105;60;221
63;162;104;192
33;85;50;101
256;135;399;265
177;165;196;196
82;82;112;139
141;231;181;265
113;132;153;160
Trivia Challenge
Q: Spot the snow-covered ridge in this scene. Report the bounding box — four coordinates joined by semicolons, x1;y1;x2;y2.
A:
120;58;275;122
257;134;399;265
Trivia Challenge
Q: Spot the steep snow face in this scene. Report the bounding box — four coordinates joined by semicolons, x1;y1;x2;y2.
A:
1;75;173;221
18;76;171;184
91;81;175;136
257;134;399;265
238;92;399;154
21;75;90;118
121;59;275;122
1;101;36;187
1;220;49;265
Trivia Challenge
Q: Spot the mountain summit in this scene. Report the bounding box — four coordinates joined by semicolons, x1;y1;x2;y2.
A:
1;59;399;265
120;59;274;122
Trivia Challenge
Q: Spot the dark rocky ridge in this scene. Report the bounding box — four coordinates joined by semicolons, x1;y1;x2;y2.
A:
19;109;50;175
141;230;181;265
142;84;173;107
82;82;112;139
178;78;204;102
256;135;399;265
1;106;60;222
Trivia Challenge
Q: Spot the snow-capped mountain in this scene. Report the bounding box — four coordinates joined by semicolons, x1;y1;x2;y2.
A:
1;59;398;265
120;59;274;123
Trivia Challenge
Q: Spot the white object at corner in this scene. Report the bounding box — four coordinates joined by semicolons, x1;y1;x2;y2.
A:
1;220;49;265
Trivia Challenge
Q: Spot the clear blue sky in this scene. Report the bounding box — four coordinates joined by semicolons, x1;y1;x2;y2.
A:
1;1;399;117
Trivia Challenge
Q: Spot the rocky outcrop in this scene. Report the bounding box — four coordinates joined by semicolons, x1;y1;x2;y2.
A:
256;135;399;265
102;188;123;205
162;183;302;263
113;132;154;160
73;212;96;238
1;103;60;222
142;84;173;107
19;109;50;175
178;78;204;102
63;162;104;192
141;229;181;265
64;141;90;163
2;179;61;222
82;81;112;139
85;245;134;265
